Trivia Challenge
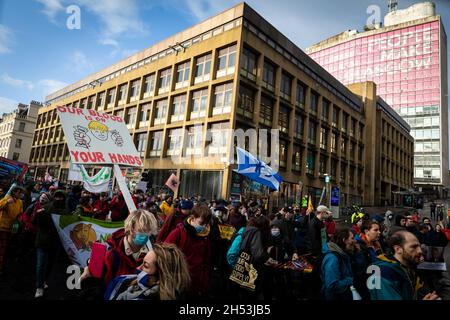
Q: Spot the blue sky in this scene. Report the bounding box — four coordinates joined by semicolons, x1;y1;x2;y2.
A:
0;0;449;113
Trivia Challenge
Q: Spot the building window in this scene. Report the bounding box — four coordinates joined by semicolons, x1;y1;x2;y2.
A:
129;79;141;100
306;151;315;175
171;95;187;123
340;162;346;181
237;85;255;119
15;139;22;149
18;122;25;132
350;118;356;137
319;156;327;176
158;68;172;95
292;145;301;172
96;92;105;110
341;137;347;157
260;96;273;127
149;131;163;157
349;166;355;186
296;82;306;108
331;132;338;153
125;107;137;128
12;152;19;161
208;122;229;159
280;72;291;100
143;74;156;98
342;112;348;133
279;105;289;134
106;88;116;106
310;91;318;115
331;159;337;179
135;133;147;158
167;128;183;156
332;106;339;127
139;104;151;126
191;89;208;119
154;100;168;125
320;128;328;149
241;47;257;81
118;84;127;104
349;142;355;160
213;83;233;116
175;61;190;89
294;114;303;139
217;44;236;78
88;96;95;109
80;98;87;109
309;121;316;145
194;53;211;84
114;109;124;120
358;123;364;140
262;60;275;89
280;140;288;168
185;126;203;156
322;99;330;120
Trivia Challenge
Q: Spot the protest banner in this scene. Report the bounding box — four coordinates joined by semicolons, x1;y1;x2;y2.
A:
57;106;141;212
56;106;141;167
51;214;123;267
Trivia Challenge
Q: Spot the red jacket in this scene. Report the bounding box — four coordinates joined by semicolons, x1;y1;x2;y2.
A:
92;199;110;220
109;195;137;221
156;209;189;243
164;219;211;298
324;219;336;238
103;229;146;285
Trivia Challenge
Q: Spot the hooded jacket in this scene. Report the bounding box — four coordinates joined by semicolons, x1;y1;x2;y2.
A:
321;242;353;300
156;209;189;243
164;217;211;298
369;254;423;300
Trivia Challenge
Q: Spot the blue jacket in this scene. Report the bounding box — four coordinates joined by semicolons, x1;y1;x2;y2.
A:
321;242;353;300
369;254;423;300
226;227;246;267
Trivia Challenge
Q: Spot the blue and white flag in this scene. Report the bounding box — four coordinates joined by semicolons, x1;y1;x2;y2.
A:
236;147;282;191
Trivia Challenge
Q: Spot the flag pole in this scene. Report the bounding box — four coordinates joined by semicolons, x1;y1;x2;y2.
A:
113;164;137;213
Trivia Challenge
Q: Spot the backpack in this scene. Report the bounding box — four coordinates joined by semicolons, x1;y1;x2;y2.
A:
226;227;245;268
309;251;343;300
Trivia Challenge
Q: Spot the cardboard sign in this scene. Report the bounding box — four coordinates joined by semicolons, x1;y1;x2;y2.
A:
56;107;142;167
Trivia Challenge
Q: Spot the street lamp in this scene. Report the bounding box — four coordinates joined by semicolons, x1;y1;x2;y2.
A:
324;173;331;209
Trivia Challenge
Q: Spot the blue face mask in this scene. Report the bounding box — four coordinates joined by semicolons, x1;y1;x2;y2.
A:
134;233;150;246
195;225;206;233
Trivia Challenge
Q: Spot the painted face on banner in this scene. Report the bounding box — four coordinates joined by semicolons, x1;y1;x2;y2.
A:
91;129;108;141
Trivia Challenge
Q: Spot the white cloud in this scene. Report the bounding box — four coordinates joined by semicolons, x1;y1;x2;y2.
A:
1;73;67;100
68;50;93;73
183;0;237;21
35;0;65;23
121;49;139;58
37;79;68;97
0;25;14;54
73;0;148;46
0;97;18;114
1;74;34;90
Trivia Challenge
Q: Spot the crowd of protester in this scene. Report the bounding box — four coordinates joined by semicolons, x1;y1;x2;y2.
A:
0;178;449;301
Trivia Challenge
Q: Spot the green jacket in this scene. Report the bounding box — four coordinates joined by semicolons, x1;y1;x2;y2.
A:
369;254;423;300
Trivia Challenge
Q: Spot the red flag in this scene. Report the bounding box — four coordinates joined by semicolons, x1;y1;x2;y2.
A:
165;173;180;192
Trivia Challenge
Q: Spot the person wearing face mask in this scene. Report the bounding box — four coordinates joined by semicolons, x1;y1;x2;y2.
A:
164;204;212;299
105;243;191;300
264;219;297;300
80;209;159;294
32;190;69;298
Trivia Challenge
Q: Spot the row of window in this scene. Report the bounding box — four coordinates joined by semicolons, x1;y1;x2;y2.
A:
37;45;237;129
46;17;243;106
381;159;414;183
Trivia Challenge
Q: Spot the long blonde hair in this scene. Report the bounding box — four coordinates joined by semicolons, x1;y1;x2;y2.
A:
153;243;191;300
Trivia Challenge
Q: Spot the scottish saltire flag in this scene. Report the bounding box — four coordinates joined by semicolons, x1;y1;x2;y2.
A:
236;147;282;190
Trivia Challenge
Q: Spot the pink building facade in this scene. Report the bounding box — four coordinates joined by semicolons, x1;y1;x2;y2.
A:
308;16;449;195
